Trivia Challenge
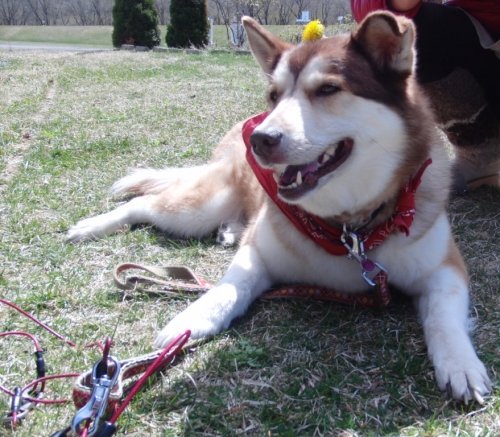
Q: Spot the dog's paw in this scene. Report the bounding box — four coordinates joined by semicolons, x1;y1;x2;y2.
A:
154;287;237;349
434;355;492;404
216;222;245;247
66;217;106;242
154;307;225;349
66;214;125;242
154;316;216;349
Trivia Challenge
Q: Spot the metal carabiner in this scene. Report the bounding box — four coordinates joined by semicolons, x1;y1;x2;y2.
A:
340;225;365;263
71;355;121;437
360;258;387;287
5;388;43;427
341;224;387;287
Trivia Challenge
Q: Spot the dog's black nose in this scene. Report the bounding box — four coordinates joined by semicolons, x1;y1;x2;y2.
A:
250;130;282;158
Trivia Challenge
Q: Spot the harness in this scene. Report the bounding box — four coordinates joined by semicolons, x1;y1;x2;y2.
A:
242;112;432;299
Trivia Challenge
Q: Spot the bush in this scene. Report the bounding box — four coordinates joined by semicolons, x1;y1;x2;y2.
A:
112;0;160;48
166;0;209;48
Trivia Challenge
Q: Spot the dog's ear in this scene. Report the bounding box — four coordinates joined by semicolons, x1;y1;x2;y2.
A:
352;12;416;76
242;16;292;75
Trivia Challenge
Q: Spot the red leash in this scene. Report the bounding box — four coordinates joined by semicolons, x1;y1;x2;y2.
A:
94;331;190;437
1;298;190;436
0;298;76;348
0;299;82;427
51;331;191;437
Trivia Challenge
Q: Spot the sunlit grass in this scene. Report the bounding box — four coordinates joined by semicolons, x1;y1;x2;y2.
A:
0;48;498;436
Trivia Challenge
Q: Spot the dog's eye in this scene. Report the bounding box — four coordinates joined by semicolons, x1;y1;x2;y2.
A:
269;89;279;102
316;84;339;97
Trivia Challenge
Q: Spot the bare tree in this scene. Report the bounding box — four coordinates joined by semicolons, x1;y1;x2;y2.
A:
257;0;276;25
275;2;289;25
91;0;111;25
68;0;90;25
210;0;232;26
211;0;239;44
0;0;351;28
0;0;22;24
211;0;262;46
25;0;62;25
310;0;349;25
311;0;329;25
287;0;311;21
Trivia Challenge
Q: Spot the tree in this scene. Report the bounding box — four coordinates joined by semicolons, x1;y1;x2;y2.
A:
0;0;22;24
25;0;62;25
112;0;160;48
166;0;208;48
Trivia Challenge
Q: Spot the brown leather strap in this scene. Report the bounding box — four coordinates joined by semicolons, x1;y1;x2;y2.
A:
113;263;211;295
113;263;391;308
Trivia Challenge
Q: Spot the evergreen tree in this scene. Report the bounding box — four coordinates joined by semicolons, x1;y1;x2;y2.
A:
112;0;160;49
166;0;209;48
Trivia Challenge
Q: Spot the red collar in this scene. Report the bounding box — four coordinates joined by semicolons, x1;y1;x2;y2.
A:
242;112;432;257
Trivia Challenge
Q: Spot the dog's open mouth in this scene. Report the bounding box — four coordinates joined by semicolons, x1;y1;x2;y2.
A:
276;138;353;200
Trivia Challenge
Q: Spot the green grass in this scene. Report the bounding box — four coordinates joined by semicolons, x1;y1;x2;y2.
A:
0;25;114;47
0;23;355;49
0;48;498;437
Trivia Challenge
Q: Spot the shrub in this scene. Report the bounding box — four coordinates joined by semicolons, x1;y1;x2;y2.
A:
112;0;160;48
166;0;209;48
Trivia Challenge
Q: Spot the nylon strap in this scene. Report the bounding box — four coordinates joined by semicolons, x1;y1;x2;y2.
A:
113;263;390;309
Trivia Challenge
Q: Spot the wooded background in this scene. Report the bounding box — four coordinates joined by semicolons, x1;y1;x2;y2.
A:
0;0;351;26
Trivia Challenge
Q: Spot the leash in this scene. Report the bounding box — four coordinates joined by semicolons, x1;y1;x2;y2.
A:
0;298;83;428
0;298;190;436
52;331;190;437
113;262;391;308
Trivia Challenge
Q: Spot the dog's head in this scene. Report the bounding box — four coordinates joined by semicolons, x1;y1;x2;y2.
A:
243;13;433;220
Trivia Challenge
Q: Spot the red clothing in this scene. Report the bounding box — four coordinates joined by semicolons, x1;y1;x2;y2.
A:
351;0;422;21
351;0;500;40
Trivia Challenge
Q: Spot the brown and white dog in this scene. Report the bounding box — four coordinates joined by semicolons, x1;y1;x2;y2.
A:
67;13;491;403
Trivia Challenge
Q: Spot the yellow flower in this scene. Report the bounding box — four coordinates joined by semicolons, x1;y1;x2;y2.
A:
302;20;324;42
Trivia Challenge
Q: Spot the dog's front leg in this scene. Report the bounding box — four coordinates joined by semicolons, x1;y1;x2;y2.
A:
416;264;491;404
154;244;271;348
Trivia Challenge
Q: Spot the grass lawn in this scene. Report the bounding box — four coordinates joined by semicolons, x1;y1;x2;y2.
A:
0;47;498;436
0;26;114;47
0;23;355;49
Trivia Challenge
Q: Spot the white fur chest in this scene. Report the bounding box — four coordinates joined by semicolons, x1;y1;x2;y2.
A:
251;203;451;296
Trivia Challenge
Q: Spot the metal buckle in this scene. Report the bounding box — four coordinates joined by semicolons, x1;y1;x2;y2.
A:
341;224;387;287
71;356;121;437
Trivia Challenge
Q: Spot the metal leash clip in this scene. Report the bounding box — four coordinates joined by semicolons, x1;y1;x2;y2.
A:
71;355;121;437
4;386;43;428
341;224;387;287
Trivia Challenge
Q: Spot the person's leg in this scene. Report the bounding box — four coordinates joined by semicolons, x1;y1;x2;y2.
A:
413;3;500;191
414;3;500;116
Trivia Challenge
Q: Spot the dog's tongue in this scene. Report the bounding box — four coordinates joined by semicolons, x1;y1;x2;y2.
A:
279;161;320;186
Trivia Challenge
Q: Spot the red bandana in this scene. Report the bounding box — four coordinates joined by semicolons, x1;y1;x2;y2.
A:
242;112;432;257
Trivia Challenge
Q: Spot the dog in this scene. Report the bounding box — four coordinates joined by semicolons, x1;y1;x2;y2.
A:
67;13;491;404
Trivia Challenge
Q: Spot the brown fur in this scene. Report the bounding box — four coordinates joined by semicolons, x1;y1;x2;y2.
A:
445;239;468;281
67;14;491;404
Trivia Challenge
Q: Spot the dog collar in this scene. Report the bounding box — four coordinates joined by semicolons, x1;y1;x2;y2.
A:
242;112;432;257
